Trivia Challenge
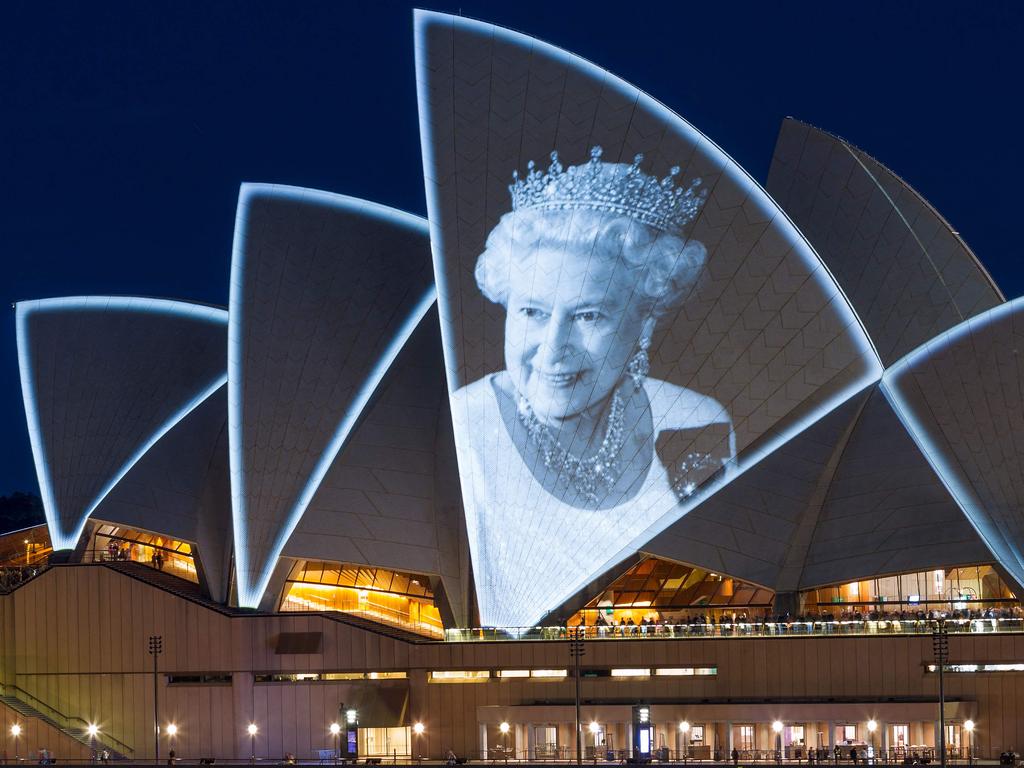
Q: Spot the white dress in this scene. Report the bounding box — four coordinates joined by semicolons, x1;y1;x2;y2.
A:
449;373;733;628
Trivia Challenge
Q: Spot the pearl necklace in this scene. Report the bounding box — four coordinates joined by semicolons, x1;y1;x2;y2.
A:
516;388;628;504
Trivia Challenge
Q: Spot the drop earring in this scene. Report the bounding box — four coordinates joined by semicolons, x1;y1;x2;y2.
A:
626;337;651;390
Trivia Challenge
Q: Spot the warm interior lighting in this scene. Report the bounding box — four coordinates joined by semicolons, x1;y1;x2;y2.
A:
87;724;99;737
499;722;510;734
10;725;21;737
964;720;975;733
679;721;690;733
772;721;783;734
166;724;178;737
610;668;650;677
495;667;528;679
530;669;567;678
247;724;258;736
413;723;425;735
330;723;341;735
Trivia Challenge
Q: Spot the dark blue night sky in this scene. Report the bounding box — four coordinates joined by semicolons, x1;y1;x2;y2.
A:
1;1;1021;495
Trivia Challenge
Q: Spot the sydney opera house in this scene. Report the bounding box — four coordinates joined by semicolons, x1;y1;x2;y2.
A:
3;10;1024;764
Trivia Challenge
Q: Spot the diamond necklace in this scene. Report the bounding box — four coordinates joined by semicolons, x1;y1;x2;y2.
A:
516;388;628;503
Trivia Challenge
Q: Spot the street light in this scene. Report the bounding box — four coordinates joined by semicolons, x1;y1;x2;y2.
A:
772;722;783;765
86;723;99;761
499;723;510;763
330;723;341;764
413;722;425;762
964;721;975;767
247;723;258;765
680;722;690;764
11;724;21;762
867;721;877;765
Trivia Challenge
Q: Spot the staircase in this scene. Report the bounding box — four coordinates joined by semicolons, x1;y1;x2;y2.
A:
102;560;232;614
0;687;133;760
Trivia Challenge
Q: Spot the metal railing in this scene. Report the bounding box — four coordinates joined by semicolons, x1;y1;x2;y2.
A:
443;616;1024;641
0;683;134;756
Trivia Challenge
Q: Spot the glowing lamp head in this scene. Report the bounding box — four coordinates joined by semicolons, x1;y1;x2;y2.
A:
867;720;877;733
772;721;783;734
11;725;21;737
166;724;178;737
87;724;99;737
346;709;358;725
964;720;975;733
589;722;600;735
499;722;510;735
413;723;425;736
679;721;690;733
330;723;341;735
247;724;258;736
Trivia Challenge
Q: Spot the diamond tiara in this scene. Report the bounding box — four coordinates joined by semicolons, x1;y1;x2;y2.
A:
509;146;707;235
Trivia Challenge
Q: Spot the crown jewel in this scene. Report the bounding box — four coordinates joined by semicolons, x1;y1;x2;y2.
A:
509;146;707;235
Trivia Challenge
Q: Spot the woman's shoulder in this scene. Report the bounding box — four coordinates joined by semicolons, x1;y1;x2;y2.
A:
450;372;507;415
644;378;731;430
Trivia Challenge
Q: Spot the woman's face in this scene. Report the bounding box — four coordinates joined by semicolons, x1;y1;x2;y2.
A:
504;244;650;424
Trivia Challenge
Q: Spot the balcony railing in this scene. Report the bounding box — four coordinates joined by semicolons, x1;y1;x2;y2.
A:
443;616;1024;641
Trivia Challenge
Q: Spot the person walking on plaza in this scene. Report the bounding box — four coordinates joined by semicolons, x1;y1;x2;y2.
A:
732;748;739;766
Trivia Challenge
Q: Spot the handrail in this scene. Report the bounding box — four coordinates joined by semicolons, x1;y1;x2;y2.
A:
1;683;134;754
443;616;1024;641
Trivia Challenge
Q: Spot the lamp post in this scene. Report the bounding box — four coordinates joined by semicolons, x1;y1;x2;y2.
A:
867;721;877;765
166;723;178;764
87;724;99;762
772;721;784;765
413;722;425;763
499;722;510;764
679;722;690;764
933;620;949;768
569;627;585;766
148;635;163;764
963;721;974;767
11;723;21;762
589;722;600;764
247;723;258;765
330;723;341;764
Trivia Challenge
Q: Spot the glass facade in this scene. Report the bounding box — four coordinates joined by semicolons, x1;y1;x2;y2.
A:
281;560;443;638
90;524;198;583
806;565;1016;610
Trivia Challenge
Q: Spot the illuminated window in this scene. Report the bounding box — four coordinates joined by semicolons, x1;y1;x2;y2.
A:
655;667;717;676
497;670;530;678
367;671;407;680
281;561;443;638
737;726;754;750
429;670;490;683
530;669;567;678
610;668;651;677
92;524;198;583
322;672;364;681
926;663;1024;673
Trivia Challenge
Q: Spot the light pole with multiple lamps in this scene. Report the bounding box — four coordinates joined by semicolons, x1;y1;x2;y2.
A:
772;721;783;764
330;723;341;764
933;620;949;768
964;720;974;766
10;723;21;762
569;627;584;766
148;635;163;764
413;722;425;763
247;723;258;764
679;721;690;764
